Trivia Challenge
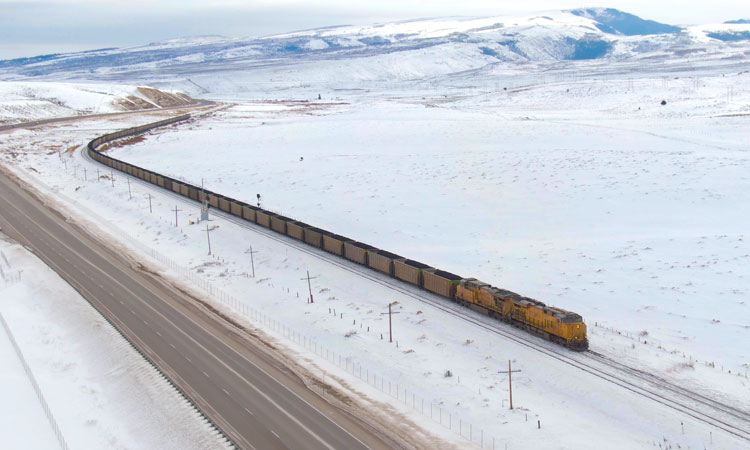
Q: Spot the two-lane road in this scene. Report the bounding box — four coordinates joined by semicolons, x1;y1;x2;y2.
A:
0;167;403;449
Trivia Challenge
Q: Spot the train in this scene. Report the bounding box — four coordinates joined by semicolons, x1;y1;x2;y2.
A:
86;114;589;351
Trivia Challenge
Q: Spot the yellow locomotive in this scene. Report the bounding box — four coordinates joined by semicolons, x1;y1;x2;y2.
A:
456;279;588;350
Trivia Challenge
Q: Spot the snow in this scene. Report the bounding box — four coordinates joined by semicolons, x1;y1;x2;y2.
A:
0;82;177;124
0;232;230;449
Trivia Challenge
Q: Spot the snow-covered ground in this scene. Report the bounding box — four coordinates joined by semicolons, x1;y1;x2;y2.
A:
0;82;192;124
1;60;749;449
0;232;230;449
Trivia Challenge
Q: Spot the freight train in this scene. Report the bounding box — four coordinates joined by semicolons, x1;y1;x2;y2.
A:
87;115;589;351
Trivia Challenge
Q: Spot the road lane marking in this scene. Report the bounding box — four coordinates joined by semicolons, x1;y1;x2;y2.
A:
244;407;254;416
222;388;230;396
271;431;280;440
202;370;209;378
155;331;162;337
169;343;176;349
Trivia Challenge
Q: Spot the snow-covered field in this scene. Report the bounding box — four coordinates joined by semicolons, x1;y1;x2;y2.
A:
1;59;749;449
109;71;750;377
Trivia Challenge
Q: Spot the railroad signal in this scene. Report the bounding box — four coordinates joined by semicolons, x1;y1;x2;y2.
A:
498;360;522;409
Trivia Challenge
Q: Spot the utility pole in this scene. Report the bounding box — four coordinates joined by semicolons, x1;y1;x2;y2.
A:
205;223;212;255
83;167;87;181
127;178;132;200
380;302;401;342
110;171;115;187
498;360;522;409
247;245;258;278
148;193;152;213
173;205;181;227
300;270;317;303
97;168;100;182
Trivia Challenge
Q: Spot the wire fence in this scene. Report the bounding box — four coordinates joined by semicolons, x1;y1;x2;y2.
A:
0;312;71;450
148;247;505;449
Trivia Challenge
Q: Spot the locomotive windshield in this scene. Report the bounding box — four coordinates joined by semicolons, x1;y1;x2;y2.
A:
561;313;583;323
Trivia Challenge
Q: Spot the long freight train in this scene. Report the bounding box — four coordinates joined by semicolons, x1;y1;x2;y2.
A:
87;115;589;351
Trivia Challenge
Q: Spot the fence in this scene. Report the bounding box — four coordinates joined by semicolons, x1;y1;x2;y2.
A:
0;312;70;450
147;247;503;449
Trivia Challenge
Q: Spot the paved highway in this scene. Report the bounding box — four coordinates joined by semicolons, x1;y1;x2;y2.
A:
0;164;403;448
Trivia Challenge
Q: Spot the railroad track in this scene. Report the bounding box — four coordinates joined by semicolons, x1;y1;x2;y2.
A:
79;131;750;445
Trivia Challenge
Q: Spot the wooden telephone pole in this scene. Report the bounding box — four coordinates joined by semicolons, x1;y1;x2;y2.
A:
205;223;212;255
498;360;521;409
380;302;401;342
300;271;317;303
247;245;258;277
173;205;181;227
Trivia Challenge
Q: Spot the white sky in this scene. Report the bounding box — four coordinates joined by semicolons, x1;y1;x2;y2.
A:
0;1;747;59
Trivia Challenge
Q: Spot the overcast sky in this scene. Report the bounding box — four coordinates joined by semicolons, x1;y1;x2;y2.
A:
1;1;747;60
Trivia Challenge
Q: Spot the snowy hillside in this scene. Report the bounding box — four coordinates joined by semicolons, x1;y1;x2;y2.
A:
0;82;194;124
0;8;748;91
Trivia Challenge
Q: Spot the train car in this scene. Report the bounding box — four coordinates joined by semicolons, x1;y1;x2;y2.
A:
218;197;230;212
303;226;325;248
241;205;257;223
229;200;242;217
343;241;376;266
423;270;462;299
208;194;220;209
367;250;403;277
322;233;351;257
394;259;432;287
255;210;273;229
270;214;290;234
187;186;198;201
286;221;308;241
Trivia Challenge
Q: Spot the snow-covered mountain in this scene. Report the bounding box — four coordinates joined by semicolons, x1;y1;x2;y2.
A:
0;8;747;94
